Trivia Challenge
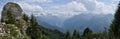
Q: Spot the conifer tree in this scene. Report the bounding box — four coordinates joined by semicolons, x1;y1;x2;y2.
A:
82;27;93;39
72;30;80;39
83;27;92;36
64;30;71;39
109;2;120;38
22;14;29;22
26;14;42;39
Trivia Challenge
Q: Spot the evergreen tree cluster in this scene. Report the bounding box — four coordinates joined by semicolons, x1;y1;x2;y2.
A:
26;14;42;39
64;27;109;39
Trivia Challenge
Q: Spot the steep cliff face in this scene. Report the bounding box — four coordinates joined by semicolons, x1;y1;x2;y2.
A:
2;2;23;19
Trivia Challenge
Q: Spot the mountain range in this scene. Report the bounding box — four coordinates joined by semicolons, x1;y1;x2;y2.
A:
36;13;114;33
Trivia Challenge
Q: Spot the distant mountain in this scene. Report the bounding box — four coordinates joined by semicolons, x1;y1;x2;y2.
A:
63;13;114;33
36;13;65;27
36;18;65;32
36;13;114;33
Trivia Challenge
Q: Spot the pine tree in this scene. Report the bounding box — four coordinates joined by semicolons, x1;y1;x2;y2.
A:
82;27;93;39
26;14;42;39
72;30;80;39
109;2;120;38
64;30;71;39
83;27;92;36
22;14;29;22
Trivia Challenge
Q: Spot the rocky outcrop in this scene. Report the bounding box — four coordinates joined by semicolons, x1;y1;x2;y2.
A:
2;2;23;19
0;2;28;39
0;2;65;39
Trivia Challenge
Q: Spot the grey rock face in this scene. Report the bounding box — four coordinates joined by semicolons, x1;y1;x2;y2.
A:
2;2;23;19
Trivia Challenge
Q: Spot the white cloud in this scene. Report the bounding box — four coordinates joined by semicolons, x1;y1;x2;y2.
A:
13;0;118;18
96;0;116;14
49;1;87;12
93;1;115;14
22;0;53;3
17;2;43;15
76;0;117;14
43;1;87;18
43;10;81;17
43;0;117;18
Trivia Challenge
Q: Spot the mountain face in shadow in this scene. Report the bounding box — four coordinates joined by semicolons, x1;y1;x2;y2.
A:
63;13;114;33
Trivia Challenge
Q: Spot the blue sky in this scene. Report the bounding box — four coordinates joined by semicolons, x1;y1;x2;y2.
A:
0;0;119;18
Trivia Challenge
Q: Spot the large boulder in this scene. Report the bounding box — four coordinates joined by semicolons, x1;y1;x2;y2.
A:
1;2;23;19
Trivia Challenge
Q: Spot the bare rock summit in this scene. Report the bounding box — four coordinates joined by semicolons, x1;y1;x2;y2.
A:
2;2;23;19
